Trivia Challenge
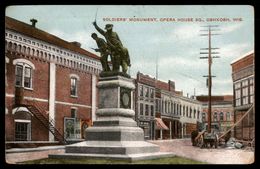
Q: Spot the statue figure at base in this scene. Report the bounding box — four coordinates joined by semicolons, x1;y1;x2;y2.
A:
92;21;131;74
91;33;111;72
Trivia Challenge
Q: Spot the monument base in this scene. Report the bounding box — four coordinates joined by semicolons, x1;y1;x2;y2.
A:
49;75;175;162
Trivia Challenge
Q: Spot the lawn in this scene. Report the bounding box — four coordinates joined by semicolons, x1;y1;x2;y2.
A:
21;156;207;164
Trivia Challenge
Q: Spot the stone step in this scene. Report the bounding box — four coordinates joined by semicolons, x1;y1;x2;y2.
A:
65;141;160;155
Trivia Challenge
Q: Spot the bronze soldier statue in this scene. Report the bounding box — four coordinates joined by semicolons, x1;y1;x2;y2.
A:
91;33;111;71
93;21;131;73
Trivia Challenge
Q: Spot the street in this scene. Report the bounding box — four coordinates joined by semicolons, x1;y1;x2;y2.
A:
5;139;254;164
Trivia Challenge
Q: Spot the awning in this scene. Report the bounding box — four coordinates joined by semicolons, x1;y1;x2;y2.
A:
155;118;169;130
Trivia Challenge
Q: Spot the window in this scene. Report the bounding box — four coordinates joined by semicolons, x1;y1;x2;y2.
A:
162;100;164;113
249;78;254;104
235;81;241;106
139;85;143;96
15;65;23;86
145;104;149;116
151;105;154;116
155;99;159;112
140;103;143;115
226;112;230;121
171;102;174;114
179;104;181;116
242;87;248;105
24;67;32;88
145;87;149;97
219;112;224;121
193;109;196;118
70;77;78;96
197;110;200;119
174;103;176;114
164;100;168;113
15;122;30;141
15;63;33;88
214;112;218;122
71;108;77;118
150;89;154;98
176;104;178;115
235;89;241;106
189;108;192;118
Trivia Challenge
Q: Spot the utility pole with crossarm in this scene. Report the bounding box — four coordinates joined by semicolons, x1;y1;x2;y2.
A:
200;25;220;133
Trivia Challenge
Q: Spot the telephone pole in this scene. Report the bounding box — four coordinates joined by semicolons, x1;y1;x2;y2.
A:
200;25;220;133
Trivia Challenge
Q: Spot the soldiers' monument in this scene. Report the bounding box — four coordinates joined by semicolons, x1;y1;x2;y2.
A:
49;22;174;161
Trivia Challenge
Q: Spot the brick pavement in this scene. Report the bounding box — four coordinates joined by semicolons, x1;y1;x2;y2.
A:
5;139;254;164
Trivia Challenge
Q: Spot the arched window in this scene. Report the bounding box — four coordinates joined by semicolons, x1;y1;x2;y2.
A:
70;74;79;97
214;112;218;122
13;59;35;89
220;112;224;121
226;112;230;121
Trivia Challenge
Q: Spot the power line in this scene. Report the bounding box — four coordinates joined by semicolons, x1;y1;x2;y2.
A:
199;25;221;133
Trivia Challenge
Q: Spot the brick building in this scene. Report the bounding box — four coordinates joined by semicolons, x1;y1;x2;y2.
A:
196;95;234;132
230;51;254;140
135;72;156;140
135;72;202;140
5;16;102;146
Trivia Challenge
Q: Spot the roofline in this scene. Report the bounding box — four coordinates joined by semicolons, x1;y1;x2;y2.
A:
230;50;254;65
5;16;100;61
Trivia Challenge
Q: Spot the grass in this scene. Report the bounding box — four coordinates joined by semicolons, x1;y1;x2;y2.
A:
20;156;207;164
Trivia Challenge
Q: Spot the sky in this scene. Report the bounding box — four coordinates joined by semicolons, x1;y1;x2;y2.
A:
5;5;254;96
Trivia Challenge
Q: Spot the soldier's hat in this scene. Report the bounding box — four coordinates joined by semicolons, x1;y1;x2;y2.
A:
105;24;113;30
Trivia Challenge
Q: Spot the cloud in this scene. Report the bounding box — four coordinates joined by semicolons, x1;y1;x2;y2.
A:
170;24;201;40
221;23;243;33
219;42;251;61
49;29;98;53
159;55;204;69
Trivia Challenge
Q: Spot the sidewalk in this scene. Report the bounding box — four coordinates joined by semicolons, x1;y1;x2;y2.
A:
5;139;254;164
5;145;65;164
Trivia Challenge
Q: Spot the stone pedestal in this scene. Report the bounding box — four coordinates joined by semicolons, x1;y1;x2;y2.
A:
49;75;174;161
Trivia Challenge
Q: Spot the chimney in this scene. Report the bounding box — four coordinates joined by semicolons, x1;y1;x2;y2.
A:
30;18;37;28
70;41;81;48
